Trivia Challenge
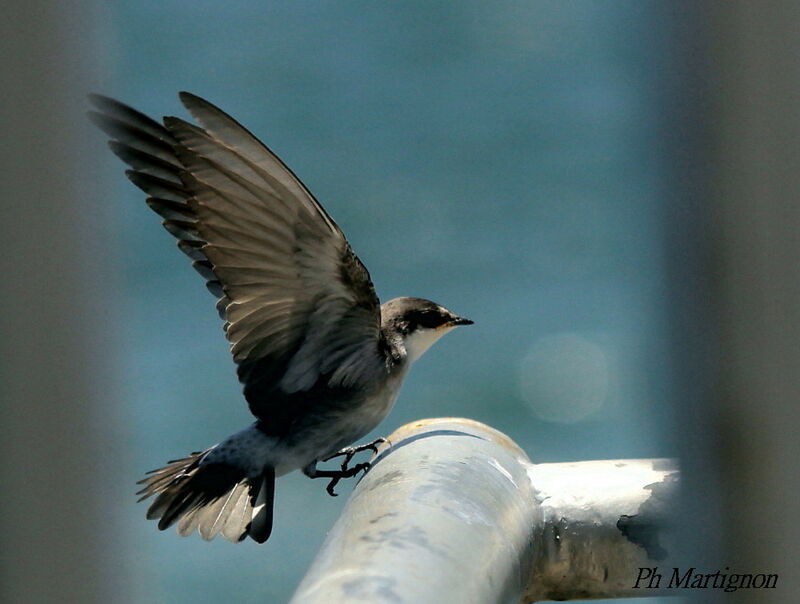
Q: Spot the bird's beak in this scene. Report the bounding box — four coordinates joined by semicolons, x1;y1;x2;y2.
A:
448;316;474;326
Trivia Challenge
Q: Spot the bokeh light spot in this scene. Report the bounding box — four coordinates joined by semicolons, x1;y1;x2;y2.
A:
518;333;610;423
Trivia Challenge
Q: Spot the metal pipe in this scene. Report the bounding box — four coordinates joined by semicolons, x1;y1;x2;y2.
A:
291;418;679;603
525;458;678;601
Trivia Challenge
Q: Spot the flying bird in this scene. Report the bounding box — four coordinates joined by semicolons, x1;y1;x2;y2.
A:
89;92;472;543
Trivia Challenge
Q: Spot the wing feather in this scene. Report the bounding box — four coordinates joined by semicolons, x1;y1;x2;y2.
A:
178;91;340;234
90;92;383;426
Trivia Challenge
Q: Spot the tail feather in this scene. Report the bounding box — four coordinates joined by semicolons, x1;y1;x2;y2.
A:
248;467;276;543
199;483;243;541
176;505;204;537
137;448;275;543
158;490;205;530
222;487;252;542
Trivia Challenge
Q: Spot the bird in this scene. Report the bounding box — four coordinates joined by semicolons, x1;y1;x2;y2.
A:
89;92;473;544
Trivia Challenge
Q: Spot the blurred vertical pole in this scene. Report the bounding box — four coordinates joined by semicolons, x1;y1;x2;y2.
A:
710;1;800;600
657;2;725;584
0;1;117;602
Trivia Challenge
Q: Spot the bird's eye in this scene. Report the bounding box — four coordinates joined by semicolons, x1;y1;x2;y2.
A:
415;311;445;329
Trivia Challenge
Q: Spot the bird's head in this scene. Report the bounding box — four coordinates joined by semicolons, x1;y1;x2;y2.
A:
381;297;473;363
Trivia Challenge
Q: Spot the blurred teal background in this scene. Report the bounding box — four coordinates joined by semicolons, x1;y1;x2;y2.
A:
10;1;800;602
91;2;701;602
0;1;723;602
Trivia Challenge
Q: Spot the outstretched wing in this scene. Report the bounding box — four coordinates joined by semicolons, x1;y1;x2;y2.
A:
89;93;383;426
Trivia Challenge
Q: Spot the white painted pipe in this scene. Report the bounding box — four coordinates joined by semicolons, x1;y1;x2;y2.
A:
291;418;679;603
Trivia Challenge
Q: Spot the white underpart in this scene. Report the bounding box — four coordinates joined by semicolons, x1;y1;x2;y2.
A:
404;325;455;364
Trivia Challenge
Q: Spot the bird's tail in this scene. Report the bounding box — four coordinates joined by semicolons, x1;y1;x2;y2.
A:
136;448;275;543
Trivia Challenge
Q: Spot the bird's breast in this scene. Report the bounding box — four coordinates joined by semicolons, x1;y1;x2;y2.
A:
272;370;407;475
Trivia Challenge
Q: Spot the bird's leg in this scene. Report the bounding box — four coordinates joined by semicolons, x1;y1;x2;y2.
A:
303;461;371;497
304;438;388;497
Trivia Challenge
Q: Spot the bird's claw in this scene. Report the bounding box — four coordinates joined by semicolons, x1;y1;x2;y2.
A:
324;462;370;496
313;438;388;496
323;437;387;467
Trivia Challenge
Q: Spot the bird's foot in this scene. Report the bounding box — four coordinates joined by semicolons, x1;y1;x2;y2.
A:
303;463;371;497
305;438;388;497
322;437;387;467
